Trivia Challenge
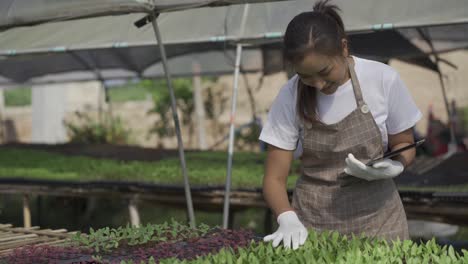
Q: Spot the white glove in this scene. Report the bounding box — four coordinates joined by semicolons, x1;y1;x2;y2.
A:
263;211;308;250
344;153;404;181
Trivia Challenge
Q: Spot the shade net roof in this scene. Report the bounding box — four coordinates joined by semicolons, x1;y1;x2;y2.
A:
0;0;467;85
0;0;287;31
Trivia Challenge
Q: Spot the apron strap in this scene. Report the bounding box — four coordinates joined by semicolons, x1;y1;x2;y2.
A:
347;58;365;107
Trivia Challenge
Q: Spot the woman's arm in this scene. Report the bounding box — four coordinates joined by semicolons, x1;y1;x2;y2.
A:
262;144;294;217
388;128;416;167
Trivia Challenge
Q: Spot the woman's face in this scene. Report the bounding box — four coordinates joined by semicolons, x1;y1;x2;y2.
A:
293;51;349;95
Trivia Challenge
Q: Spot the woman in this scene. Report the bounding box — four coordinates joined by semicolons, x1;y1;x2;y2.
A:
260;0;422;250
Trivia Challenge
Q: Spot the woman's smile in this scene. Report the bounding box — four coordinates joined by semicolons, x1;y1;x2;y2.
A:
319;82;338;94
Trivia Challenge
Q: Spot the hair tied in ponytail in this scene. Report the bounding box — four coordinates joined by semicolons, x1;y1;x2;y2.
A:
313;0;345;33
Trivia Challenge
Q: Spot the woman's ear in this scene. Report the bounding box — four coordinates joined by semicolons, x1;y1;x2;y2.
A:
341;38;349;57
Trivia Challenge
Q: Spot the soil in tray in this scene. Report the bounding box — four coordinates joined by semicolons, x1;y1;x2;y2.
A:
2;228;257;264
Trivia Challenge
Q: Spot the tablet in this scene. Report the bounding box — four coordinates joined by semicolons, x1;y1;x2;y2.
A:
366;139;426;166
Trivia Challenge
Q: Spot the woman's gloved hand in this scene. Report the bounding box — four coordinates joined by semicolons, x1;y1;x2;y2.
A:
263;210;308;250
344;153;404;181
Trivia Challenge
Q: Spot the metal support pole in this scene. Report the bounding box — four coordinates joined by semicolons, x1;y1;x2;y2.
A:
97;80;104;124
23;194;31;228
417;28;457;157
102;80;113;117
223;4;250;229
435;63;458;157
69;52;109;124
222;44;243;229
128;197;141;227
150;13;196;228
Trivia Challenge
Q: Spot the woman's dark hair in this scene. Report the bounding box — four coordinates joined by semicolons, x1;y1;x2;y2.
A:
283;0;347;123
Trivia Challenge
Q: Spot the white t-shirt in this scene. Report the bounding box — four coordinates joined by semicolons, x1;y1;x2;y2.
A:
259;56;423;158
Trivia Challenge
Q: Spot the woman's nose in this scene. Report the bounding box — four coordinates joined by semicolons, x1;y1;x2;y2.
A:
304;78;326;89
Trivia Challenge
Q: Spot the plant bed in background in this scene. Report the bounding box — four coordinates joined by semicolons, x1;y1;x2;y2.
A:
0;147;299;189
2;221;467;264
2;143;182;162
2;145;468;193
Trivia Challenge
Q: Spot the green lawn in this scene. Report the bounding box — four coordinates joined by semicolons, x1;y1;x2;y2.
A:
108;84;151;102
4;87;31;106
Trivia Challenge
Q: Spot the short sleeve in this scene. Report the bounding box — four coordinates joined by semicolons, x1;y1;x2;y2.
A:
259;79;300;150
386;72;423;135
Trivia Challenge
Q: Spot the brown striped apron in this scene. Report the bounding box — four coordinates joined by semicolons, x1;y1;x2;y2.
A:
291;58;409;241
